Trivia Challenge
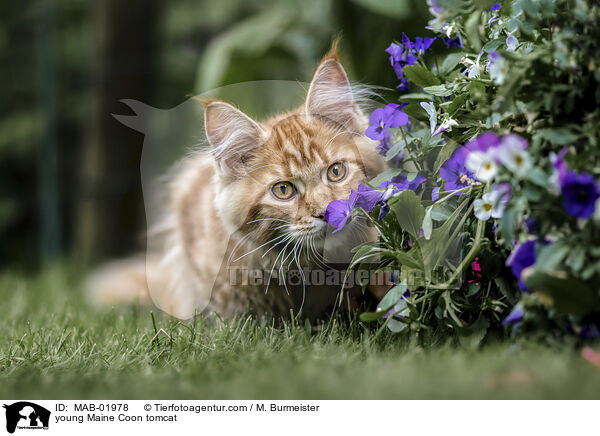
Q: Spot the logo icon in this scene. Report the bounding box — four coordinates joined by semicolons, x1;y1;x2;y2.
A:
3;402;50;434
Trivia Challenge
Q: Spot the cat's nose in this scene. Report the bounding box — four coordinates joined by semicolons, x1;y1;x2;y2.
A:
312;212;327;221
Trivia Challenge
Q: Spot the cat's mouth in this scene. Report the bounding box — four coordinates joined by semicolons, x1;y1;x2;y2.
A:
290;219;329;239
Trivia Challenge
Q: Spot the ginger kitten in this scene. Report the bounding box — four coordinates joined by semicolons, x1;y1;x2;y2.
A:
89;46;386;320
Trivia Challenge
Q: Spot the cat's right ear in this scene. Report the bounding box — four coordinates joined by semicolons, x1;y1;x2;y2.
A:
200;99;265;179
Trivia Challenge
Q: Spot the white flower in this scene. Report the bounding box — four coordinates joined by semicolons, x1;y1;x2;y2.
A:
548;151;563;194
474;187;510;221
462;50;484;79
467;64;481;79
432;118;458;137
495;134;531;177
420;102;458;137
487;51;508;85
466;150;498;182
474;192;497;220
506;35;519;51
420;102;437;134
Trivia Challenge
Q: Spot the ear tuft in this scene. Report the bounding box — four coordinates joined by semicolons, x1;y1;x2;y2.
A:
202;100;264;179
322;36;341;62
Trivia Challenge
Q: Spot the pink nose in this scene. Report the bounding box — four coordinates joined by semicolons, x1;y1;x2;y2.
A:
313;214;326;221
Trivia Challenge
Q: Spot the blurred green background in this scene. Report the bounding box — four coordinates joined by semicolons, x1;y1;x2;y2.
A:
0;0;431;270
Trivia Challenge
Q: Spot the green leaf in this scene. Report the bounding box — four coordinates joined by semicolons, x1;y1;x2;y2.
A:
391;190;425;238
378;281;408;312
445;93;469;116
349;0;410;18
383;250;423;270
419;196;470;273
439;53;464;76
500;207;518;244
403;65;441;88
433;141;459;173
482;39;504;53
535;242;570;270
522;187;542;201
485;112;504;128
402;103;428;122
348;242;380;271
368;168;404;187
567;246;586;273
431;203;454;221
398;93;434;102
525;269;599;316
465;11;482;51
468;80;487;99
526;167;549;187
536;128;579;145
423;85;451;97
466;283;481;297
495;277;520;305
359;310;386;322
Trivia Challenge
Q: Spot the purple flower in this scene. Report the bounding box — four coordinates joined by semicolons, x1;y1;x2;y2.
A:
376;131;404;165
487;51;507;84
579;324;600;340
525;217;540;234
355;174;426;220
382;173;426;191
560;171;600;219
365;104;408;141
550;148;568;184
355;183;400;220
396;77;410;92
386;43;417;79
490;3;501;11
431;187;440;201
355;183;386;212
566;322;600;340
506;240;537;292
443;35;463;48
427;0;443;14
402;34;436;56
325;191;357;233
440;146;475;192
464;131;501;153
502;306;523;327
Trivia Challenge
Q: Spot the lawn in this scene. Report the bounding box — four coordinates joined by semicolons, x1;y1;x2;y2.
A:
1;266;599;400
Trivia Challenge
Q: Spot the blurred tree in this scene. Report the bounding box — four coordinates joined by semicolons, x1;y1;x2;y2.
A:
75;0;161;266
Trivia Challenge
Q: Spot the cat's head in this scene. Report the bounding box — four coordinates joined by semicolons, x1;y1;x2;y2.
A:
202;47;385;248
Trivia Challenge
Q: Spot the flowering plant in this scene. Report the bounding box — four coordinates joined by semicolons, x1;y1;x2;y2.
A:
327;0;600;342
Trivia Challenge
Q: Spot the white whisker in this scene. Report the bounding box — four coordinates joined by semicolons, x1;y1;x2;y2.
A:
246;218;291;225
227;232;253;267
231;233;288;263
265;237;294;294
262;233;293;258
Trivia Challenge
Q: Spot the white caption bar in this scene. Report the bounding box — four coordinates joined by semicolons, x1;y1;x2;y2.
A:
1;400;597;435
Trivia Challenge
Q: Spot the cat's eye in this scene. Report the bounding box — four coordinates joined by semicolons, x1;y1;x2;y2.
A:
271;181;297;200
327;162;348;183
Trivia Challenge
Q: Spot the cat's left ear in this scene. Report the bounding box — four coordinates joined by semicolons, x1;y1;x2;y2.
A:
305;48;364;132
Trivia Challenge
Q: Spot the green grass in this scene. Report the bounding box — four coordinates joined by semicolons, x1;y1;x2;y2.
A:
1;266;599;399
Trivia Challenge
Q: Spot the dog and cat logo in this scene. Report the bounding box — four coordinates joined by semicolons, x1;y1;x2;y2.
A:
2;402;50;433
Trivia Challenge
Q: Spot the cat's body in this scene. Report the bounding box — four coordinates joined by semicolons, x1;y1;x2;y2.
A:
89;45;387;321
